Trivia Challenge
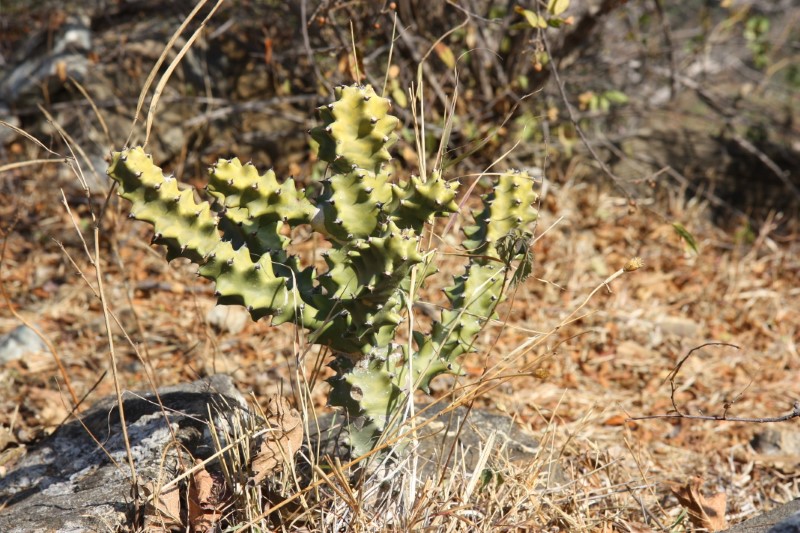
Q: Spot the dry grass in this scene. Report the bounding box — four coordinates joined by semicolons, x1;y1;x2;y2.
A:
2;135;798;530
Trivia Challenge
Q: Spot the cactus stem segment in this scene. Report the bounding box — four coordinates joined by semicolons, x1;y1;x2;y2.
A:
107;83;538;462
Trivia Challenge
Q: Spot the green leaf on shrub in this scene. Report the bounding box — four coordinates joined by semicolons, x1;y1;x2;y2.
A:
478;468;505;492
497;228;534;287
515;6;547;28
672;222;699;254
548;0;570;16
603;90;629;104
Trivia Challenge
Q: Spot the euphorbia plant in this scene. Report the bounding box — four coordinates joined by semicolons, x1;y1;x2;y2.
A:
107;84;538;459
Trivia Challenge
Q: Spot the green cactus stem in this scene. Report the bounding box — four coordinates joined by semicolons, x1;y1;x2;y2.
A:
107;84;538;461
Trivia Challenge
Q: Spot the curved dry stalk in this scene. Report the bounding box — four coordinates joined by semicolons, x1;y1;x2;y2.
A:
143;0;225;147
0;223;80;408
125;0;211;147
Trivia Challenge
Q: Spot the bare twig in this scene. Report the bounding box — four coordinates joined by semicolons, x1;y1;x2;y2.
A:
302;0;333;93
69;76;112;147
126;0;211;147
540;21;634;204
663;342;740;416
144;0;226;147
652;0;677;99
0;120;61;155
0;158;68;174
629;342;800;423
658;68;799;200
631;402;800;424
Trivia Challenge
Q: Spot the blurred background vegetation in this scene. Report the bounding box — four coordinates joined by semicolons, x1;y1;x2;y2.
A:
1;0;798;232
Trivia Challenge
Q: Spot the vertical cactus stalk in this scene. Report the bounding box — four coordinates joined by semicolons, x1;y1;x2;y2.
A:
107;84;538;461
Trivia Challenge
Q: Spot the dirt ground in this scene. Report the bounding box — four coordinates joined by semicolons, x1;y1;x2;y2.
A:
1;1;799;531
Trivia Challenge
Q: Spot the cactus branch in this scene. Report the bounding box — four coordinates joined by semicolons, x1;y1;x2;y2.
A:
107;84;538;461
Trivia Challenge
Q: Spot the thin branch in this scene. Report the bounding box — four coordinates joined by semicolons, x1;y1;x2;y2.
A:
652;0;677;99
144;0;226;146
126;0;211;147
540;23;634;204
301;0;332;94
663;342;739;416
629;342;800;424
631;402;800;424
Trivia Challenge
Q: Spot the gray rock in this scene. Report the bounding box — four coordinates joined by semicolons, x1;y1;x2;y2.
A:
0;375;247;533
751;428;800;456
769;512;800;533
724;500;800;533
0;373;549;532
411;403;544;477
0;324;48;364
0;15;91;105
206;304;250;335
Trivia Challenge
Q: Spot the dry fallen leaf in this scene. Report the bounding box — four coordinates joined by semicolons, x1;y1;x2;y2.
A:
140;480;181;533
250;395;304;484
188;459;227;533
671;476;728;531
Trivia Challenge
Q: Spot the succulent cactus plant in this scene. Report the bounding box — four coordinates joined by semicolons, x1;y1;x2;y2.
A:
107;84;538;460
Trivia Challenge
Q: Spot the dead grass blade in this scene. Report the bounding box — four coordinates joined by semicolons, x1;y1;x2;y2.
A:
0;223;80;408
143;0;225;147
0;120;61;156
126;0;211;147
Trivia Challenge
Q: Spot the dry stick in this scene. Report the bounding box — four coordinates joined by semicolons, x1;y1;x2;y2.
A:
107;234;158;385
349;20;361;82
237;406;455;531
13;94;299;117
69;76;112;147
51;136;149;495
381;12;399;97
92;218;139;489
652;0;677;99
632;404;800;424
0;224;80;408
182;93;316;128
540;27;634;204
0;158;67;173
446;261;644;410
52;229;175;441
664;342;740;416
115;1;241;473
394;15;451;111
241;370;522;528
0;120;61;155
0;127;83;410
664;69;799;200
53;372;124;472
630;342;800;423
301;0;332;94
599;139;742;222
247;293;603;528
39;106;96;192
434;272;516;487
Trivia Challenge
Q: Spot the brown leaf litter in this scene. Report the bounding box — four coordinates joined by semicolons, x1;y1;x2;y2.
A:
250;395;304;484
671;476;728;532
